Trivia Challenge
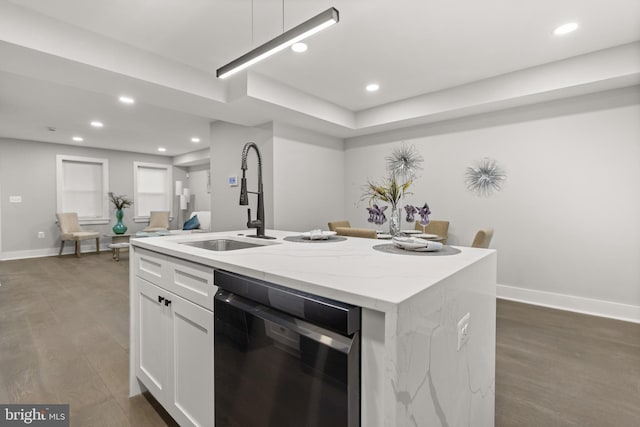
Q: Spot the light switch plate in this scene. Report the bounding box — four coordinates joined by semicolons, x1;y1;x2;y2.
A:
9;195;22;203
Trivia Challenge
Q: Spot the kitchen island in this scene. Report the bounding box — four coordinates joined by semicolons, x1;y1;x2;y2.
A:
129;229;496;427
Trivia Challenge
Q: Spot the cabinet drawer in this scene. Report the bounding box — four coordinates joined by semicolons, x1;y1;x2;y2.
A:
134;247;169;285
167;257;215;310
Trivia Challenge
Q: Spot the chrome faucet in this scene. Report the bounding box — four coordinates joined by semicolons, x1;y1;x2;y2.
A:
239;142;274;239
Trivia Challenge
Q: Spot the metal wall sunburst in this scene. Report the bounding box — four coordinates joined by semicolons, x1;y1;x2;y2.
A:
465;158;507;197
386;143;423;182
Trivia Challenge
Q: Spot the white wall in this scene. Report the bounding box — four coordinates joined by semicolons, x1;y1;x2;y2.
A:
345;88;640;320
209;121;345;234
186;164;211;213
272;123;345;232
210;121;274;232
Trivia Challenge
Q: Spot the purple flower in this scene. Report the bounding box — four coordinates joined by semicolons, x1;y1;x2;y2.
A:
366;207;376;223
366;204;388;225
375;205;388;225
404;204;417;222
418;203;431;226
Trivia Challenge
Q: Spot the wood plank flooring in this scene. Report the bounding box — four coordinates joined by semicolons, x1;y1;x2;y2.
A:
1;252;639;426
0;252;177;426
496;299;640;427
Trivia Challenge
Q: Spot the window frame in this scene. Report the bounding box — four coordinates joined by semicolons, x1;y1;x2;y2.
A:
133;161;173;223
55;154;110;225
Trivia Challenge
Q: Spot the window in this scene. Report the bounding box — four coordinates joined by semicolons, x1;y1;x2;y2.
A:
56;155;110;224
133;162;172;221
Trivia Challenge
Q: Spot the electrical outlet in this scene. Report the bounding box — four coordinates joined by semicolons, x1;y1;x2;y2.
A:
37;232;45;238
457;312;470;351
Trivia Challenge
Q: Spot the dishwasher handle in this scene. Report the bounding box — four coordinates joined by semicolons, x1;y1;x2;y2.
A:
215;290;356;354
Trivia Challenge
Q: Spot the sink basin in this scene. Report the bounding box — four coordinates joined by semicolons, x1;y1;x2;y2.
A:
180;239;267;251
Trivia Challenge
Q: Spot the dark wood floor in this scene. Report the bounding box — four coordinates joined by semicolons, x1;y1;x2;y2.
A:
1;253;639;426
496;297;640;427
0;252;177;426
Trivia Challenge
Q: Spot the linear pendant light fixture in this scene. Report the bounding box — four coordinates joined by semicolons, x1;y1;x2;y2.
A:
216;7;339;79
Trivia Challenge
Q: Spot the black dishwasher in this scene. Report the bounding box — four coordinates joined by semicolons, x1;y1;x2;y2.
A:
214;269;361;427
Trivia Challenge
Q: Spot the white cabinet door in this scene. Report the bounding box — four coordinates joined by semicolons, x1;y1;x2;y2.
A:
135;277;169;403
167;294;214;427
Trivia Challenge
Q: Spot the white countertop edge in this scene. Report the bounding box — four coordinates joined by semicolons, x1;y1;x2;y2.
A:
131;229;496;311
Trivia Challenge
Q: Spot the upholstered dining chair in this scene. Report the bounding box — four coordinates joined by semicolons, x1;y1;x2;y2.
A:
414;220;450;244
471;228;494;248
143;211;170;232
334;227;378;239
328;220;351;231
56;212;100;257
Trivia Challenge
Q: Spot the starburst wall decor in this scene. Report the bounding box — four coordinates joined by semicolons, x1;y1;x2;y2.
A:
386;144;424;182
465;158;507;197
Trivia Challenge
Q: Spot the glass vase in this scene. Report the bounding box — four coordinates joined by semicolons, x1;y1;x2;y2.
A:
112;209;128;234
388;206;401;237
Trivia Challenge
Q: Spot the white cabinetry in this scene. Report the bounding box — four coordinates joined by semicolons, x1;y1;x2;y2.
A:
132;248;215;427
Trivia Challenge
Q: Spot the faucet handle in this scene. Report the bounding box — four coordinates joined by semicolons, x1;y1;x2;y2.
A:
246;208;262;229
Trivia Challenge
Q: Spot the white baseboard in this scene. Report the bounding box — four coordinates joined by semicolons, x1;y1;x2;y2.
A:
0;244;111;261
497;283;640;324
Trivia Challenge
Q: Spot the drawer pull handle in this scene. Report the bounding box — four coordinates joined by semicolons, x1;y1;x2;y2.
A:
158;296;165;303
164;299;172;306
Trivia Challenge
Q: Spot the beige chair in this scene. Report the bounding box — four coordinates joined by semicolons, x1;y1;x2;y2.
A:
414;220;450;244
144;211;170;232
335;227;378;239
56;212;100;257
471;228;494;248
328;220;351;231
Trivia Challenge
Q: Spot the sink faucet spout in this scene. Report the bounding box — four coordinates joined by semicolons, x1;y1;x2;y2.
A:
239;142;273;239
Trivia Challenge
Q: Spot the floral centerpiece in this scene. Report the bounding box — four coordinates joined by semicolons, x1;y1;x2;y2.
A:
362;144;423;236
108;192;133;234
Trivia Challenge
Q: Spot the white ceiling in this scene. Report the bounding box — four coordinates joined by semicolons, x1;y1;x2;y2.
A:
1;0;639;156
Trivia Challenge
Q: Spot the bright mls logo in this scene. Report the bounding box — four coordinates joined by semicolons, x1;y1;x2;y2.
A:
1;404;69;426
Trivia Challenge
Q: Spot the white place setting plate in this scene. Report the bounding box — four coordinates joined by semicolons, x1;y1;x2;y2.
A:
392;237;443;252
299;230;337;240
414;233;439;239
401;229;421;234
377;233;392;239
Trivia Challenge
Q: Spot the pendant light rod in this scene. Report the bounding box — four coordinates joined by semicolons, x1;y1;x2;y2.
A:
217;7;339;79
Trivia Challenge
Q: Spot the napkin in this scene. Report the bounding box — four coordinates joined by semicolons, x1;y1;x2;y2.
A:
392;236;444;251
309;229;328;240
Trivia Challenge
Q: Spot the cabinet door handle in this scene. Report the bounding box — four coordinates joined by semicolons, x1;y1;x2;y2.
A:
158;296;165;303
164;299;172;306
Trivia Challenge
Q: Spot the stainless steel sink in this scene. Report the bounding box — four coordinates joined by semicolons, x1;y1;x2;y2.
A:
180;239;266;251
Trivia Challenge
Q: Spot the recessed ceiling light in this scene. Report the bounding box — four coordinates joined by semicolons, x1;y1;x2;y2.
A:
191;137;201;143
366;83;380;92
119;95;135;104
554;22;579;36
291;43;308;53
72;136;83;142
157;147;167;152
90;121;104;128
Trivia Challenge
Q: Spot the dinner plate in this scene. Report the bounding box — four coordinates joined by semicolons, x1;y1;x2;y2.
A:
377;233;392;239
401;229;421;234
299;230;337;240
414;233;439;239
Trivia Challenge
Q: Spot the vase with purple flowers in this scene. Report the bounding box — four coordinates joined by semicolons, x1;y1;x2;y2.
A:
361;144;423;237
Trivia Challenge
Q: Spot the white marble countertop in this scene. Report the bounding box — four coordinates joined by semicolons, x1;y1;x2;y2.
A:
131;229;495;312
